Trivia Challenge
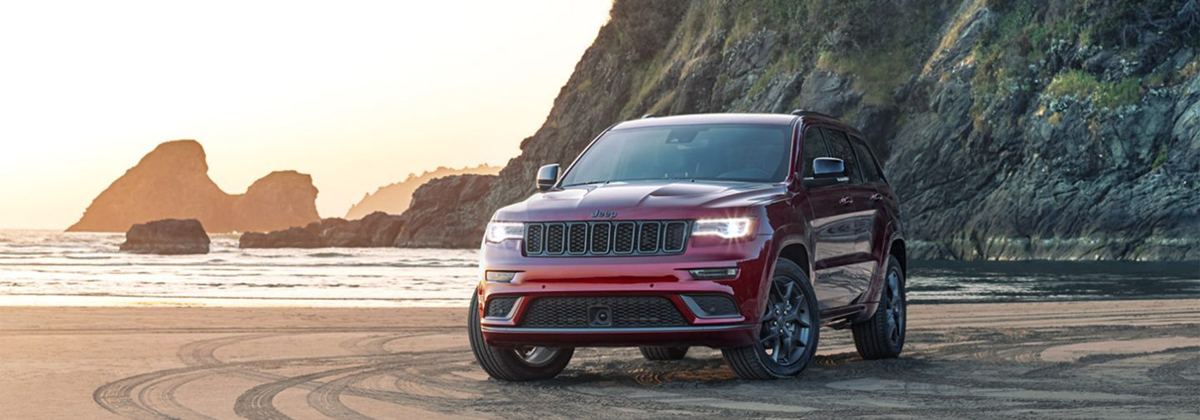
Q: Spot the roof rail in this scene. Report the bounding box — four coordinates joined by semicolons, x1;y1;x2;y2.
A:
641;113;658;119
790;109;835;119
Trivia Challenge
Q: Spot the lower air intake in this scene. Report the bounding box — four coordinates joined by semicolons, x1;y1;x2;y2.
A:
519;297;686;328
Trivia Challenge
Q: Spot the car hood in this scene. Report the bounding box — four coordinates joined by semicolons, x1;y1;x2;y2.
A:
493;180;787;222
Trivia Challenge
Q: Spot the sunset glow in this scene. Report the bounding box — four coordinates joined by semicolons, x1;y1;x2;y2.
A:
0;0;612;229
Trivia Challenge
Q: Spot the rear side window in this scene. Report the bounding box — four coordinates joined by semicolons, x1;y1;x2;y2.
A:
850;138;885;184
821;128;862;184
800;128;828;178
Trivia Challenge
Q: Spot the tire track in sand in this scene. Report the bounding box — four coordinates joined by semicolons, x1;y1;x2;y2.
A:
95;331;439;419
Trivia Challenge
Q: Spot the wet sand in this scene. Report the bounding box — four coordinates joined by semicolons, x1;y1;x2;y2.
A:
2;300;1199;419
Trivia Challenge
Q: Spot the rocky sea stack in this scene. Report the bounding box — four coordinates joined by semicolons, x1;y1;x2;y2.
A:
68;140;320;233
396;0;1200;260
119;219;210;255
240;212;404;248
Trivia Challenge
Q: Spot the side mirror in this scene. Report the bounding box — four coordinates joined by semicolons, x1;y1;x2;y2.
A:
536;164;560;191
812;157;845;178
802;157;848;189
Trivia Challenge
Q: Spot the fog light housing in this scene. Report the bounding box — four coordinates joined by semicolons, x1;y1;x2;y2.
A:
485;271;518;282
485;296;520;319
688;267;739;280
681;294;740;318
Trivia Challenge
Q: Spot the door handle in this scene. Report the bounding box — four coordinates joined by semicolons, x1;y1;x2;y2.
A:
870;193;884;201
839;196;853;205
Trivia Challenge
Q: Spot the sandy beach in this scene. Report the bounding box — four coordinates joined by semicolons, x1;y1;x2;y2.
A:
3;300;1199;419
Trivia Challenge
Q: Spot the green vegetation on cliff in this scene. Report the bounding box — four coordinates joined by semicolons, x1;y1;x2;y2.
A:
398;0;1200;261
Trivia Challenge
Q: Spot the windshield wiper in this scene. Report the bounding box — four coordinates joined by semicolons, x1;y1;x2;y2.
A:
564;180;610;187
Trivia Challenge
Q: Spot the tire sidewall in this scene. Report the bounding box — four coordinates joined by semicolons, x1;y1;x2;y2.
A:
883;259;906;354
469;294;574;381
752;258;820;377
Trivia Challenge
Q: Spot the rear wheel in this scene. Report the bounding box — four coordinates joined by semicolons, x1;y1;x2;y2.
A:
468;294;573;381
852;258;906;359
722;258;819;379
639;346;689;361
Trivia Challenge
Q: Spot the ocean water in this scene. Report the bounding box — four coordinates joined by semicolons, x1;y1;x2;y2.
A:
0;230;1196;307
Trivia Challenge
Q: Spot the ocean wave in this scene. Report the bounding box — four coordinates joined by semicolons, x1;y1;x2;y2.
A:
0;251;55;256
62;255;114;260
307;252;355;258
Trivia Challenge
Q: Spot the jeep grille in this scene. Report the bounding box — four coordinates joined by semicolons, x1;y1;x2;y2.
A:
523;221;689;257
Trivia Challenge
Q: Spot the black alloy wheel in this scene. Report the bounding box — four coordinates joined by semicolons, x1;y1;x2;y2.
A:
852;258;906;359
723;258;820;379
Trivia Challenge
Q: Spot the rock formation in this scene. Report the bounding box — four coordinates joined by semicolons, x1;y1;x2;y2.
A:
67;140;320;233
119;219;210;254
239;212;404;248
393;175;496;248
397;0;1200;260
345;164;501;220
230;171;321;233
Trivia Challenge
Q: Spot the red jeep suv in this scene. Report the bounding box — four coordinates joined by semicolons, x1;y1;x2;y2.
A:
469;111;906;380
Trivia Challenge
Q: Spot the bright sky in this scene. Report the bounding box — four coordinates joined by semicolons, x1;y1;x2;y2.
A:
0;1;612;229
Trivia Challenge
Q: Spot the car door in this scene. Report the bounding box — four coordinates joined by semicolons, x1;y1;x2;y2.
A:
848;134;891;300
807;128;875;309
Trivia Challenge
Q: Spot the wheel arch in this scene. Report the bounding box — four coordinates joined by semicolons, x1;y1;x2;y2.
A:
758;238;812;322
888;237;906;283
776;242;811;283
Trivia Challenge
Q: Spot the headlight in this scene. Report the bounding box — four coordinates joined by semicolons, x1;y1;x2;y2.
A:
485;222;524;243
691;218;755;239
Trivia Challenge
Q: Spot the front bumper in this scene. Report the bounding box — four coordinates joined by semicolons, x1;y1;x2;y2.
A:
481;324;758;348
477;233;773;349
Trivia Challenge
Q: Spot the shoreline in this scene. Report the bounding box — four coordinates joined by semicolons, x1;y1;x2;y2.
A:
6;293;1200;308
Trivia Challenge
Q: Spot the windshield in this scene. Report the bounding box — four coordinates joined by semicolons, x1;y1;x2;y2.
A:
559;123;793;187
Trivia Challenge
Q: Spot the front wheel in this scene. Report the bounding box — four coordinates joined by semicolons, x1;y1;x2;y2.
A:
722;258;820;379
468;294;573;381
852;258;906;359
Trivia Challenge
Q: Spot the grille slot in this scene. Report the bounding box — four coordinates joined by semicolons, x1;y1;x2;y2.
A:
663;221;687;252
638;222;661;253
525;224;544;254
567;223;588;254
590;222;611;254
545;224;565;254
485;296;519;318
523;220;689;257
519;297;686;328
613;222;636;254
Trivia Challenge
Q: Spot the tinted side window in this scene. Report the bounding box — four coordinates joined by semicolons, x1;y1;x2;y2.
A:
800;128;828;178
850;138;884;184
821;128;862;184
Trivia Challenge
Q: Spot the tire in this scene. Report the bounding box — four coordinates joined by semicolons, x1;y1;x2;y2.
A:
468;294;573;381
639;346;689;361
722;258;820;379
852;258;906;360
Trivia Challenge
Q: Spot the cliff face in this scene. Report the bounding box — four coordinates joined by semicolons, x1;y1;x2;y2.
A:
344;164;501;220
393;174;496;248
400;0;1200;259
68;140;320;233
